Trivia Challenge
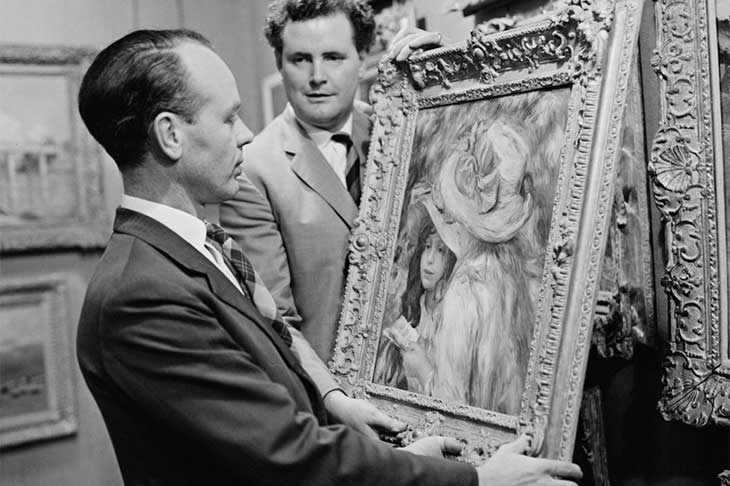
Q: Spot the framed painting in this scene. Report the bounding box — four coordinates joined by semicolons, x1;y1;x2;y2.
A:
0;44;110;252
651;0;730;426
0;274;77;448
329;0;642;462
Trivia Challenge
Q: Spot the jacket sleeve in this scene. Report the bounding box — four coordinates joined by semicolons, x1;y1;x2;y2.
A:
219;173;339;396
98;274;477;486
220;172;301;328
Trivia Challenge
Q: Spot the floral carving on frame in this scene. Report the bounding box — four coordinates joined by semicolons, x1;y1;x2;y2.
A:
330;0;643;462
651;0;730;427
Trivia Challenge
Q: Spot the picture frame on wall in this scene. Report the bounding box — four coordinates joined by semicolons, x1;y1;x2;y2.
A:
329;0;642;462
0;45;110;252
0;274;77;448
652;0;730;427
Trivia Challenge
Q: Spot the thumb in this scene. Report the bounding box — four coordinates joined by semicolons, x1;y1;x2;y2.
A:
440;437;464;455
497;435;530;455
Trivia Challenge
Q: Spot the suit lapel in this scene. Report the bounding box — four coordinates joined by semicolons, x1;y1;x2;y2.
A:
282;110;359;228
112;208;307;375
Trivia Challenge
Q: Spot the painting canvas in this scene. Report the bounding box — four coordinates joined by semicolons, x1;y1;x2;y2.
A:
0;275;77;448
651;0;730;427
0;45;109;252
331;0;642;462
372;90;569;415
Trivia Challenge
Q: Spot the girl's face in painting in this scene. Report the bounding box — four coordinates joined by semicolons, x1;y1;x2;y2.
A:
420;232;449;291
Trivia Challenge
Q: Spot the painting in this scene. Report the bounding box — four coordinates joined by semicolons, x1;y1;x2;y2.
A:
330;0;643;462
0;274;77;448
592;55;656;359
372;89;570;416
0;45;109;252
650;0;730;427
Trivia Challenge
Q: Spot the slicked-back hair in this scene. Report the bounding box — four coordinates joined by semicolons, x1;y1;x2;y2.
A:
265;0;375;61
78;29;212;171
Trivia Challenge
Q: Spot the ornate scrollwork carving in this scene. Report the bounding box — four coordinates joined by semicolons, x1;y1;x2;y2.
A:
650;0;730;426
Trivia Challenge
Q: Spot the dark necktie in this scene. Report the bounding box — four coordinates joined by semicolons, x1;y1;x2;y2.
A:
331;132;361;205
204;221;293;347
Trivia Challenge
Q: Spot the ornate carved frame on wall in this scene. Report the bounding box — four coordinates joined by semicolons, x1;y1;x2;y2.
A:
0;44;109;252
330;0;642;462
0;274;77;448
651;0;730;426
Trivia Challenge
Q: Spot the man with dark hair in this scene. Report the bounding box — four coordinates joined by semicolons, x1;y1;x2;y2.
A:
219;0;431;377
76;27;581;486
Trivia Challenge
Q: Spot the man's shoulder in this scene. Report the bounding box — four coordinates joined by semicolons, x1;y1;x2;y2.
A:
249;109;298;152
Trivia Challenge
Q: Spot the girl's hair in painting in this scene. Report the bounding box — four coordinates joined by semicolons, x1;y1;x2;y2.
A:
400;216;456;327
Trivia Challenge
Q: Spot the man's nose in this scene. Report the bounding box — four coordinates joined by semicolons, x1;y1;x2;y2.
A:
309;59;326;85
236;119;253;148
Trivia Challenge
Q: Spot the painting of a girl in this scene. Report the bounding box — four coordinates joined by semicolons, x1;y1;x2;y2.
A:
375;116;546;415
373;211;456;392
373;89;567;415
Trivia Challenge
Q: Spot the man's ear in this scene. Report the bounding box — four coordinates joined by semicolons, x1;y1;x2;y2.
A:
151;111;183;161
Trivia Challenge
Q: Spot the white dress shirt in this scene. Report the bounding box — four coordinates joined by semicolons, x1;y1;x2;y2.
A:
120;194;243;293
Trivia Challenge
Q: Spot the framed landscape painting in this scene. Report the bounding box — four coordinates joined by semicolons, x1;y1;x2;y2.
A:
0;45;109;252
0;274;77;448
330;0;642;462
652;0;730;427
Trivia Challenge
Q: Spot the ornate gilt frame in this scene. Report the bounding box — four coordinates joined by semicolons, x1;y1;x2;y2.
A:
330;0;642;462
0;44;109;252
651;0;730;426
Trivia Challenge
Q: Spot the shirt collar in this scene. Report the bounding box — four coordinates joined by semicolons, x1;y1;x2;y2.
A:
120;194;207;251
290;104;353;148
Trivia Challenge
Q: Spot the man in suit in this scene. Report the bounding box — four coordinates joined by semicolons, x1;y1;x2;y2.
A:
219;0;439;362
76;28;581;485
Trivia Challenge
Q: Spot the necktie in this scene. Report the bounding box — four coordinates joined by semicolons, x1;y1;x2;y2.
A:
331;133;361;205
204;221;293;347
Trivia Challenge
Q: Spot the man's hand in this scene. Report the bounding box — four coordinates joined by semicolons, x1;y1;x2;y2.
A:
476;435;582;486
387;27;448;62
401;436;464;458
324;391;405;439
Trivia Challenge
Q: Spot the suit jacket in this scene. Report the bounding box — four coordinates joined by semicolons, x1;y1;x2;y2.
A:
77;208;476;486
220;105;369;361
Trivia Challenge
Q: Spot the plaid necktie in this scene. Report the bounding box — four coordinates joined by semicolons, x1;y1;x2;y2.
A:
204;221;293;347
332;132;361;205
